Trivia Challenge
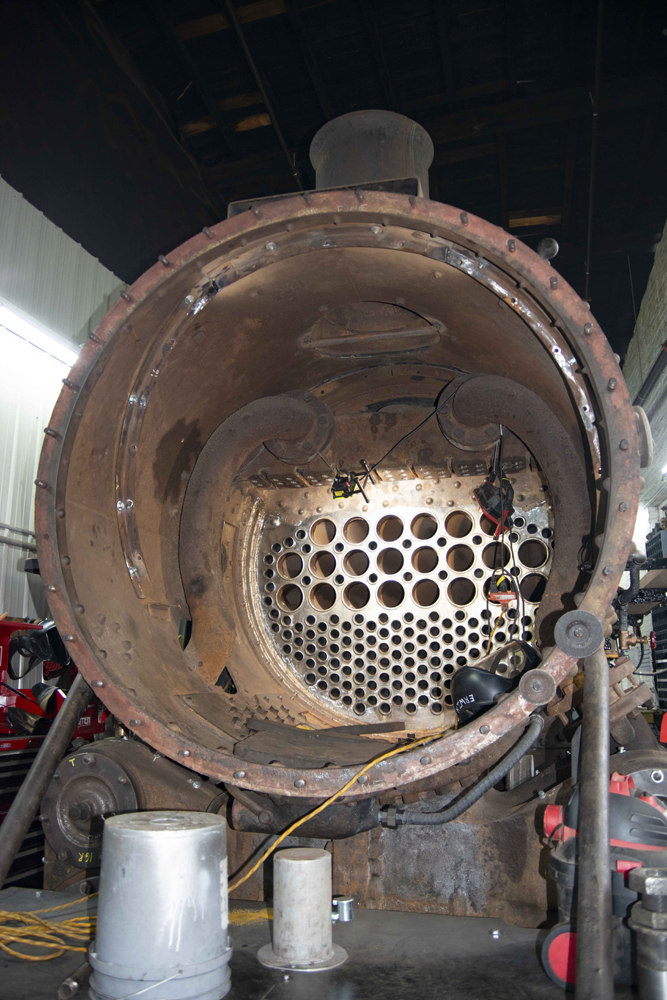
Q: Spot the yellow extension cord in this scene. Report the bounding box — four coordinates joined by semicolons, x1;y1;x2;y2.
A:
228;729;446;891
1;731;448;959
0;893;98;961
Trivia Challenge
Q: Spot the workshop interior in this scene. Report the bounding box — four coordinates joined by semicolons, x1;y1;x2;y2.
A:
1;1;667;998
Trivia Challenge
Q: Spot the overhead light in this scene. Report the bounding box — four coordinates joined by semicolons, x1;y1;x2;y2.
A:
0;303;79;368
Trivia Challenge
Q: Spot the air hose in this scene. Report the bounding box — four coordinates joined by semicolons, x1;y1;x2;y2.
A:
381;714;545;827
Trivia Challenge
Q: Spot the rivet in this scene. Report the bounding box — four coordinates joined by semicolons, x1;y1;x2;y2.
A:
584;323;592;335
233;770;246;779
479;724;490;734
619;502;628;512
355;188;365;202
45;584;57;592
62;378;80;391
184;295;195;305
130;719;141;726
420;755;432;765
508;239;516;252
91;680;104;687
98;649;107;658
57;508;65;518
294;778;306;788
370;225;381;235
88;331;103;343
75;604;84;614
82;755;93;764
62;555;71;566
63;634;76;642
266;242;278;251
619;439;629;451
202;226;213;238
607;377;617;391
357;774;368;784
460;212;468;225
550;276;558;289
34;479;49;489
251;206;263;218
53;772;60;780
179;749;191;757
603;566;612;576
120;290;132;302
117;776;127;784
44;427;58;438
158;254;170;267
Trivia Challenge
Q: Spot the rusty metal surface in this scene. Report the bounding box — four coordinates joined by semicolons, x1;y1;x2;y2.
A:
34;189;640;798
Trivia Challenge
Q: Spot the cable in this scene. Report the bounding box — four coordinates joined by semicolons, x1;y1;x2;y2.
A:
485;609;506;652
0;893;98;961
391;715;544;826
228;731;446;891
369;385;459;474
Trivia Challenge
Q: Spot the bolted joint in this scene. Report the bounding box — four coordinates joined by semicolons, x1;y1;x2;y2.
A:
380;805;404;828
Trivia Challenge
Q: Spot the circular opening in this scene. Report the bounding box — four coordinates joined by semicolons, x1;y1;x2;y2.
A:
344;550;370;576
480;514;497;535
344;582;370;609
310;550;336;578
413;580;440;607
481;543;510;569
343;517;369;543
412;546;438;573
411;513;438;539
377;548;404;574
445;511;473;538
520;574;547;603
310;583;336;611
518;540;548;568
377;516;403;542
277;584;303;611
310;518;336;545
446;545;474;572
377;581;405;608
448;578;476;606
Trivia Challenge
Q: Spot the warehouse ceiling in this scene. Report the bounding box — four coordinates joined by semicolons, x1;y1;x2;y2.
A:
0;0;665;358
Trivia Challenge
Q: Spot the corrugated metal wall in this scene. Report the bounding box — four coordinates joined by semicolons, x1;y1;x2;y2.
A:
0;174;122;616
0;175;123;349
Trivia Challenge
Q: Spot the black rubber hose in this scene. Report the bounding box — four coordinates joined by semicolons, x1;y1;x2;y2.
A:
393;715;545;826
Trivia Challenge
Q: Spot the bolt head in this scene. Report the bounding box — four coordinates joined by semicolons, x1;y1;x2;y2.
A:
619;502;628;512
629;868;667;896
57;849;69;862
479;724;490;735
420;755;432;766
294;778;306;788
233;770;245;780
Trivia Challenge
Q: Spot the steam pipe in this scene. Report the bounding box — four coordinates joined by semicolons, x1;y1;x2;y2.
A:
0;672;91;887
575;646;612;999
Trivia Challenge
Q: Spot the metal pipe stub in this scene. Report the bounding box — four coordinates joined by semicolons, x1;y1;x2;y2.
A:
258;848;347;972
629;868;667;1000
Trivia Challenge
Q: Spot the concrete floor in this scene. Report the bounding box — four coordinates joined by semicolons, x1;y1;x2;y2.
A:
0;888;633;999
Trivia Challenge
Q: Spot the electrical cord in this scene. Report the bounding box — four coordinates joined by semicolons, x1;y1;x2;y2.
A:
387;714;544;826
0;893;98;961
368;384;459;474
228;730;447;891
